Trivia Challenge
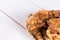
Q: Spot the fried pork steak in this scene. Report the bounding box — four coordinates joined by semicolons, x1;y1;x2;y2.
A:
26;10;60;40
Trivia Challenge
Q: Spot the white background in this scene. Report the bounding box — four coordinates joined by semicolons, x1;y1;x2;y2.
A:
0;0;60;40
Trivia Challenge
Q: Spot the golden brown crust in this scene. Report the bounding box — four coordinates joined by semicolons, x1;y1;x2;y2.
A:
47;18;60;40
26;10;60;40
26;10;48;30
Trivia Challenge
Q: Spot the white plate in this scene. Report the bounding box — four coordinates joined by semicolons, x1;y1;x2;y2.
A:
0;0;60;40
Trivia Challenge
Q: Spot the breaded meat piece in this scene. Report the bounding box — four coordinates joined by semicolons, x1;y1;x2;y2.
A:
26;10;60;40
